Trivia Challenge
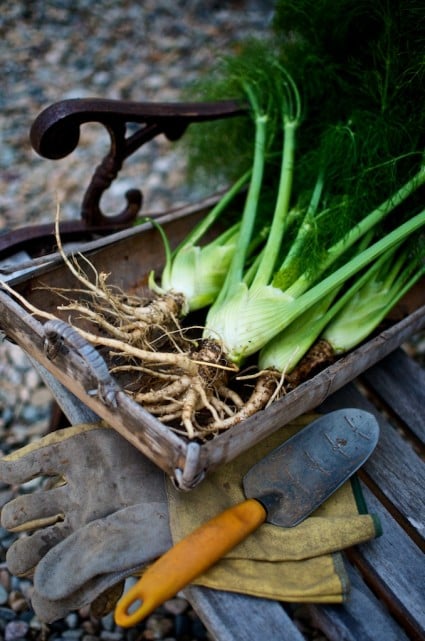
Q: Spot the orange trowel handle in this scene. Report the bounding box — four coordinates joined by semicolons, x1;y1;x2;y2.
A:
114;497;267;627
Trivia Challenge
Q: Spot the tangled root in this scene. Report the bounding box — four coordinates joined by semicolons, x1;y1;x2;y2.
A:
1;270;285;439
198;371;279;433
80;329;243;438
44;235;247;438
5;207;291;439
58;261;281;437
44;204;188;352
51;259;186;352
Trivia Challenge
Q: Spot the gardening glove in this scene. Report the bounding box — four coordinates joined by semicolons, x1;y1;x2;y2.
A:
0;416;380;624
0;423;172;620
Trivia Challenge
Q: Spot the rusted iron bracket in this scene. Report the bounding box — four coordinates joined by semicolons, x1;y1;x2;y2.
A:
30;98;247;227
1;98;246;258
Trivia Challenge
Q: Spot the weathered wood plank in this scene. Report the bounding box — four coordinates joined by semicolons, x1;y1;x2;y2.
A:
362;347;425;441
319;383;424;539
184;586;306;641
348;485;425;639
306;563;410;641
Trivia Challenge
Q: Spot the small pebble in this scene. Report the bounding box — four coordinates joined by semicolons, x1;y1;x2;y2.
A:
62;629;84;640
4;619;29;641
144;614;174;640
0;569;11;591
99;632;123;641
16;579;33;600
81;619;98;636
0;583;9;605
8;591;28;613
100;612;115;631
0;606;17;622
29;615;43;631
163;597;188;616
65;612;80;630
10;578;23;592
18;610;34;624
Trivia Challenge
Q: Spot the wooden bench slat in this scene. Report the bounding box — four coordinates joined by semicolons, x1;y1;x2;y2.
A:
319;383;424;538
348;485;425;639
184;586;306;641
306;563;410;641
361;348;425;441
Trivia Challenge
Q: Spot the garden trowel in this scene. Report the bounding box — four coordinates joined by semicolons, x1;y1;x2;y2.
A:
115;408;379;627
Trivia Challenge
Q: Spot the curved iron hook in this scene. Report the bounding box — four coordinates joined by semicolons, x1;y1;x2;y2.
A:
30;98;247;227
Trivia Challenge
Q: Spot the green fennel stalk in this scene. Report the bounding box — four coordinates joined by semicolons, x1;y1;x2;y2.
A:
204;154;425;366
203;66;302;355
321;242;425;354
150;170;251;313
259;236;424;373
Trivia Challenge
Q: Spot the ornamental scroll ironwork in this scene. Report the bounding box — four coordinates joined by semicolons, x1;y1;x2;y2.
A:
30;98;247;228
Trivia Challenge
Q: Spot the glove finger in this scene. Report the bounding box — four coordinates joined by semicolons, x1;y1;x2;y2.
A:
31;579;125;624
6;521;72;576
0;424;102;484
31;590;80;624
34;502;171;600
1;485;67;532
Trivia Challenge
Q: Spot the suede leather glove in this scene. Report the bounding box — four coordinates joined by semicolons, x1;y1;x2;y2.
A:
0;423;171;621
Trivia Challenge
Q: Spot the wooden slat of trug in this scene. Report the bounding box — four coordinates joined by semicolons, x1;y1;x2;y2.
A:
361;348;425;442
348;486;425;640
319;383;424;540
306;563;410;641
